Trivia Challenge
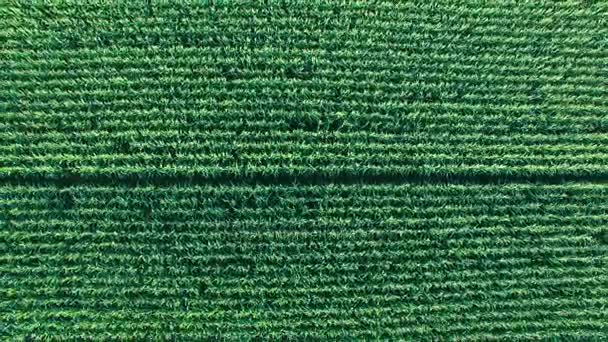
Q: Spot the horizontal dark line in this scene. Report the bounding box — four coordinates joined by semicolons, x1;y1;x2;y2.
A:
1;173;608;187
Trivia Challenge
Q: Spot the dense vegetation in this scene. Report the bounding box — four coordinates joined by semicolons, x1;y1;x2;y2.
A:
1;0;607;339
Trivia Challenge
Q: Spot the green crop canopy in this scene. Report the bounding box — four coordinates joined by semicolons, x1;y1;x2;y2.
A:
1;1;607;339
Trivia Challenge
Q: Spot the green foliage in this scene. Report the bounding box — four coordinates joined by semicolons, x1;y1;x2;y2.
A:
1;0;607;339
